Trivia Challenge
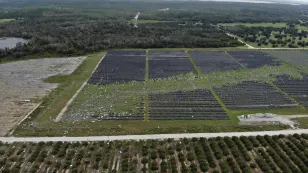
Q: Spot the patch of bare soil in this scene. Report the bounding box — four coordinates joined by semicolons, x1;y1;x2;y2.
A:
0;57;86;136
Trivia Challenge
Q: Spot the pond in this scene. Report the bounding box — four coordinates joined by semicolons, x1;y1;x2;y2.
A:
0;37;27;49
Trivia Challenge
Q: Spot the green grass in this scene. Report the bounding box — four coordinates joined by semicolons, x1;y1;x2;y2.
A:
0;19;15;23
297;25;308;31
130;20;170;24
294;117;308;128
64;81;145;120
13;119;288;137
186;51;201;75
219;22;287;28
144;51;149;121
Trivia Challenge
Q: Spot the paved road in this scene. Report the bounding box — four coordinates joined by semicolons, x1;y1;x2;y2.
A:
1;129;307;143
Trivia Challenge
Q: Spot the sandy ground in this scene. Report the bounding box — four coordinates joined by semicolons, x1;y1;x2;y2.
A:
0;57;86;136
238;114;308;126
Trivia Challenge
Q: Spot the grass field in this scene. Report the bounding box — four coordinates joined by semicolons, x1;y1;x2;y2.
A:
219;22;287;28
0;19;15;23
130;20;170;24
11;49;308;137
298;25;308;31
219;22;308;31
295;117;308;128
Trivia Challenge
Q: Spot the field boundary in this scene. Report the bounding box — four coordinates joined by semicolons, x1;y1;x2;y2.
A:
55;55;106;122
3;129;308;142
7;102;42;136
210;88;231;117
144;50;149;121
224;51;246;68
185;51;201;75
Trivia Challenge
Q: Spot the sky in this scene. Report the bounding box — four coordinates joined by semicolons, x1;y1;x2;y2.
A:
200;0;308;5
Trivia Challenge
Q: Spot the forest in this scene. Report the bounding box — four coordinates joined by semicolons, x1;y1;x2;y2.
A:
0;0;308;60
222;24;308;48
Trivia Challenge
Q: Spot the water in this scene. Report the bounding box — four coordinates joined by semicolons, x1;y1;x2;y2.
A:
0;37;27;49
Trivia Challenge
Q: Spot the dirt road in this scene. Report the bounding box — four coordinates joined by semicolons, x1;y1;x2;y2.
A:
1;129;307;143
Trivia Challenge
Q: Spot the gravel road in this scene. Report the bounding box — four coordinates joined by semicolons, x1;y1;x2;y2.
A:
1;129;307;143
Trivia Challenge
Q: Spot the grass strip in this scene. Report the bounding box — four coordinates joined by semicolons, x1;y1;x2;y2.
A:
186;51;201;75
144;50;149;121
224;51;246;68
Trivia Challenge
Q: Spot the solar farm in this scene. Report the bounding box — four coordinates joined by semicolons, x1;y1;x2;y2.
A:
61;50;308;124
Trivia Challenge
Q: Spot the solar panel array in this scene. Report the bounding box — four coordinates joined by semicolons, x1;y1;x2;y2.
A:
214;81;299;110
268;51;308;70
148;51;196;79
274;75;308;108
227;51;281;69
88;50;146;85
148;90;229;120
188;51;242;73
82;50;308;122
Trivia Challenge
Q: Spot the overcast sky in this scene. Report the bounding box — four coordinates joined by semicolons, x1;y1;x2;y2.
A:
200;0;308;5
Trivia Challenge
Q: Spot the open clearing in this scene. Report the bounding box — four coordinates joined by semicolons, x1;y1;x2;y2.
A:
0;57;86;136
7;50;308;137
219;22;288;28
0;19;15;23
11;50;308;137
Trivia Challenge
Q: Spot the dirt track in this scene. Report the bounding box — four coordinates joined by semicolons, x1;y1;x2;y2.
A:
0;57;86;136
1;129;307;143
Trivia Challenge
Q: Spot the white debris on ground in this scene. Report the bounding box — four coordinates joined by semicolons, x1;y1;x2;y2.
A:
238;113;308;128
0;56;86;136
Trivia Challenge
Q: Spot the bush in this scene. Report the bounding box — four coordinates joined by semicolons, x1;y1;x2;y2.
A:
150;151;157;160
151;161;158;171
141;158;148;165
250;163;257;169
190;163;198;173
161;161;168;172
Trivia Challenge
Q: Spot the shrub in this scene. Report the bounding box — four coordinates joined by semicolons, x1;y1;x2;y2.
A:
150;151;157;160
141;158;148;165
190;163;198;173
161;161;168;172
187;151;195;162
151;161;158;171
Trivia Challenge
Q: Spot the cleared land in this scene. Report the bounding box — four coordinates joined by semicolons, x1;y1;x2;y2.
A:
219;22;288;28
10;50;308;137
130;20;169;24
219;23;308;32
0;57;86;136
0;134;308;173
0;19;15;23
